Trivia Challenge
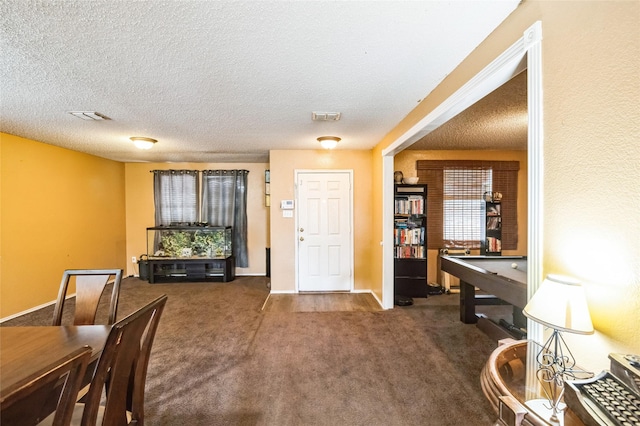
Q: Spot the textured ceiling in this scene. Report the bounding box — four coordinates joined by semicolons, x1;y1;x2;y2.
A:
0;1;521;163
409;70;527;151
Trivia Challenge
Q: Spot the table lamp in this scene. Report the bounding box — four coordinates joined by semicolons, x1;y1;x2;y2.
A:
522;274;594;423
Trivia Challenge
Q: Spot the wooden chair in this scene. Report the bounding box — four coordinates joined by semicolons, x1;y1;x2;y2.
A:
74;294;168;426
52;269;124;326
0;346;92;426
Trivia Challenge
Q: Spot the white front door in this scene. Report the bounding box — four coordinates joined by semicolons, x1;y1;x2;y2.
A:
296;171;352;292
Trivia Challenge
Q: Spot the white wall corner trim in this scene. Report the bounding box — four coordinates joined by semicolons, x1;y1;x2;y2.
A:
381;22;544;344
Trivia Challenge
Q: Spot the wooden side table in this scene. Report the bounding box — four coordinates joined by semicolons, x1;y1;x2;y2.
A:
481;339;587;426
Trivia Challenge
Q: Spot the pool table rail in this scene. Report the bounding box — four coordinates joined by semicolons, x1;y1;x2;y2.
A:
439;255;528;328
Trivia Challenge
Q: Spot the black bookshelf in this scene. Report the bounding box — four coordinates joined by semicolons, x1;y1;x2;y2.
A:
481;200;502;255
394;184;428;297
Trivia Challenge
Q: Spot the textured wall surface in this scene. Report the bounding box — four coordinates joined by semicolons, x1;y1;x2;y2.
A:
1;133;126;318
540;1;640;369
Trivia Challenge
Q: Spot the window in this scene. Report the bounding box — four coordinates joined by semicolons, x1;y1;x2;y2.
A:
201;170;249;267
152;170;199;226
416;160;519;250
443;168;492;244
152;169;249;267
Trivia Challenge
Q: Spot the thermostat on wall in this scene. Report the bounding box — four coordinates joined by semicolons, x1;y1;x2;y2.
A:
280;200;294;210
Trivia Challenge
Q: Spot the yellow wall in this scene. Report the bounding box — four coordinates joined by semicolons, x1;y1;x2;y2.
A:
373;1;640;370
394;150;528;283
269;150;374;295
534;0;639;369
0;133;126;318
124;162;269;277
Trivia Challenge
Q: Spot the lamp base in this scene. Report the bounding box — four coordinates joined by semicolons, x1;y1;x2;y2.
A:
525;399;566;425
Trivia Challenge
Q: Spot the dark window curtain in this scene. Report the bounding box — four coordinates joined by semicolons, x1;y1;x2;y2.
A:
493;167;519;250
420;168;444;249
417;160;519;250
152;170;199;226
201;170;249;267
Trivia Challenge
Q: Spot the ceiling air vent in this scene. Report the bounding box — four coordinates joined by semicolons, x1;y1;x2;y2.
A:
312;112;341;121
68;111;111;121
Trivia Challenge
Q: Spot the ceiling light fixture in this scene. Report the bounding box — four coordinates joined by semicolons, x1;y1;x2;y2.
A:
317;136;341;149
130;137;157;150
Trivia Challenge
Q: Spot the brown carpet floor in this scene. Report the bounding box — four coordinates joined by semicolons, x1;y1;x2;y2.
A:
3;276;497;425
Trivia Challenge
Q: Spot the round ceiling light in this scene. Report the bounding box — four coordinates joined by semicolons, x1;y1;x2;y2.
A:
130;137;158;150
317;136;341;149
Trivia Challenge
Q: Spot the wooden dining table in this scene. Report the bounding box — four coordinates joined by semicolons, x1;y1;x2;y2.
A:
0;325;109;400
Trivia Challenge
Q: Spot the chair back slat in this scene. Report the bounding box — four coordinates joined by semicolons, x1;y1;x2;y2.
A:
0;346;92;426
81;295;168;426
52;269;123;326
129;303;165;419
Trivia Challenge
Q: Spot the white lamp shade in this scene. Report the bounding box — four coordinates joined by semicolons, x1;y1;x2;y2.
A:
523;274;594;334
317;136;340;149
130;137;157;150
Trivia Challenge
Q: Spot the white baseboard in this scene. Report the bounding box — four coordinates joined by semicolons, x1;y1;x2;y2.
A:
1;276;116;323
0;294;75;323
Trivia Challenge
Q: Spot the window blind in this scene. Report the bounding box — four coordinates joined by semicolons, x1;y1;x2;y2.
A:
152;170;199;226
416;160;519;250
443;168;492;246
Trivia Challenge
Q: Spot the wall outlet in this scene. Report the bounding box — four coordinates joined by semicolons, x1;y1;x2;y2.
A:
132;256;137;264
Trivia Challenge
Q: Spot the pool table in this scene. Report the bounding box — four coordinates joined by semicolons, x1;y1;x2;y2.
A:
439;255;527;327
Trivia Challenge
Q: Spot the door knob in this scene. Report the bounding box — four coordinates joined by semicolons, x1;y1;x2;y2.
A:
299;236;304;241
299;228;304;232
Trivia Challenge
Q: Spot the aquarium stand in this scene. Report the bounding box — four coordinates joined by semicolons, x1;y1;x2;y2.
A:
147;256;235;284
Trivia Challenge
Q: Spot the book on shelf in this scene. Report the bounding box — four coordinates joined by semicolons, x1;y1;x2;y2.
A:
394;195;424;215
486;237;502;252
395;218;408;228
486;217;501;230
394;227;424;245
394;245;425;259
487;204;501;216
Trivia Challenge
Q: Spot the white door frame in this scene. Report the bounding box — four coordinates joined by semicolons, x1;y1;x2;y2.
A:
294;169;354;293
381;21;543;345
